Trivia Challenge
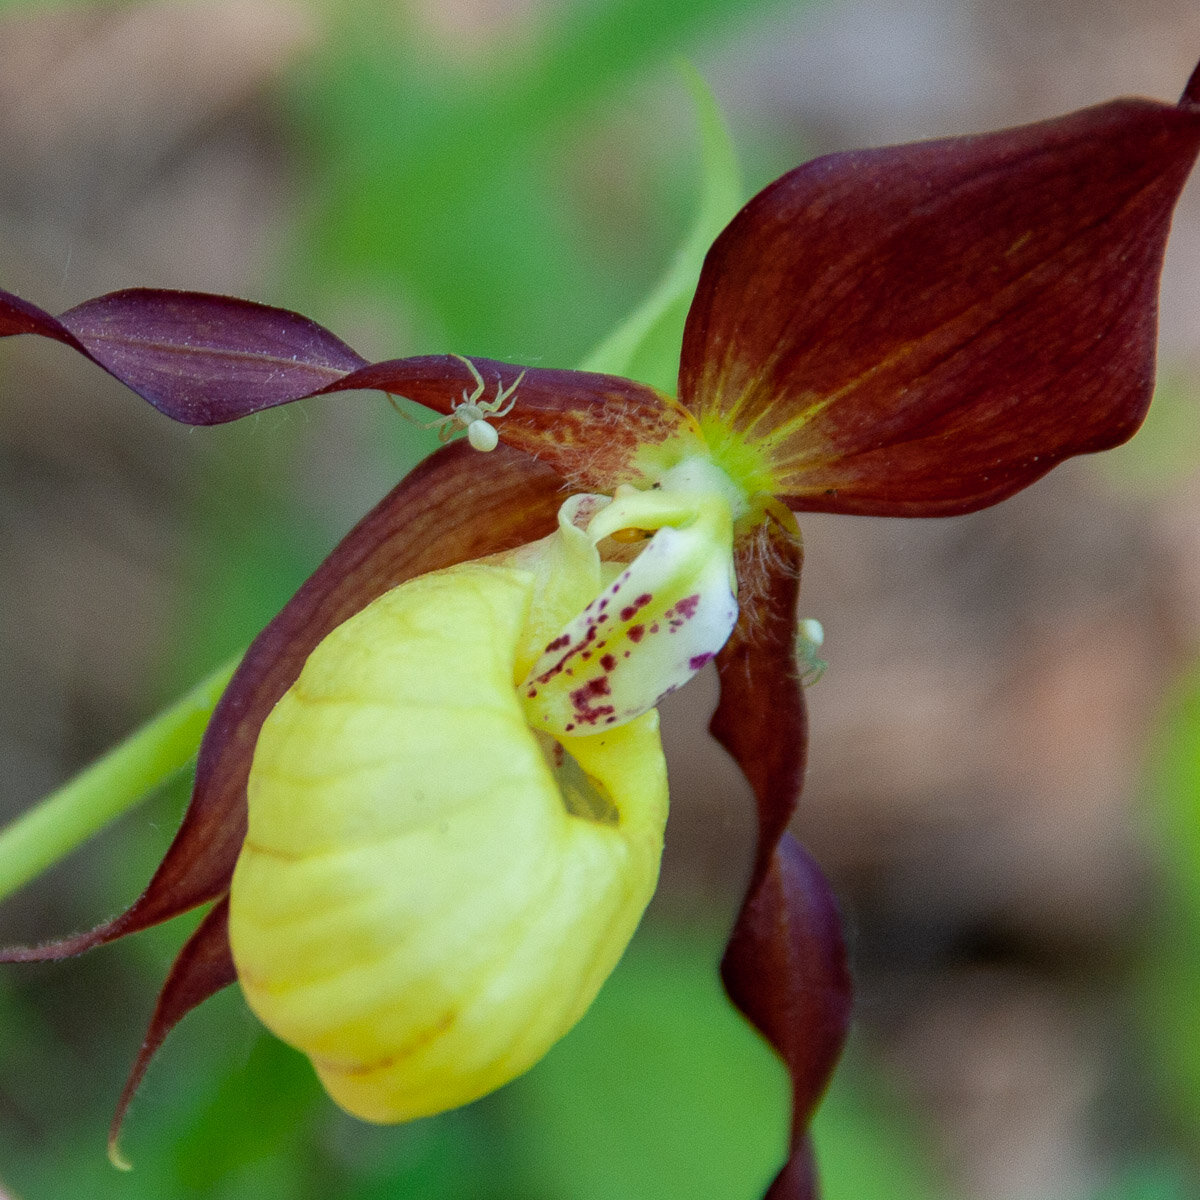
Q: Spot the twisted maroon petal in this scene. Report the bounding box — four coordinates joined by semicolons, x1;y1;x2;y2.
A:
0;442;566;964
711;525;852;1199
681;69;1200;516
0;288;696;492
0;288;368;421
0;290;82;345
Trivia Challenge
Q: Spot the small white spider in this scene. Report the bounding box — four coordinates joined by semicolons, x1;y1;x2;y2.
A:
391;355;524;452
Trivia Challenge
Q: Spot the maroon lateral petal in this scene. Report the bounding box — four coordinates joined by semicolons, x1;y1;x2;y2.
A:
713;523;808;869
711;523;852;1199
59;289;368;423
0;442;566;964
0;285;697;490
1185;59;1200;107
724;836;850;1200
107;895;236;1167
1;287;366;422
681;83;1200;517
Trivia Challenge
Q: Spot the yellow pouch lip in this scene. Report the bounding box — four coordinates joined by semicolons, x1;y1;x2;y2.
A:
230;558;667;1124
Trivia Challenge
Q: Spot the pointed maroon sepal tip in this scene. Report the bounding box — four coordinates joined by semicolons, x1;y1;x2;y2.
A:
1182;55;1200;108
107;897;236;1170
680;58;1200;518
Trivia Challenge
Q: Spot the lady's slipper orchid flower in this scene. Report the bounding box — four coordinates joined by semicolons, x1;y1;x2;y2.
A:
3;60;1200;1197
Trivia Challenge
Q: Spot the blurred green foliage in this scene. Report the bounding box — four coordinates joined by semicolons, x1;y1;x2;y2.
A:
1099;375;1200;498
1140;662;1200;1195
284;0;778;364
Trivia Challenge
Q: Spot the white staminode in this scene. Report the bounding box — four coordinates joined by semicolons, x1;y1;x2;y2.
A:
520;463;739;738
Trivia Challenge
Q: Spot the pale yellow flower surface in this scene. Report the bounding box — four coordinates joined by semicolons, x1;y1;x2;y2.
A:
229;557;670;1121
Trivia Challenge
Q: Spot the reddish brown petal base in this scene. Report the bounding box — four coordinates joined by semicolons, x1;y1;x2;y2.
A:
712;523;852;1199
682;77;1200;516
328;356;700;493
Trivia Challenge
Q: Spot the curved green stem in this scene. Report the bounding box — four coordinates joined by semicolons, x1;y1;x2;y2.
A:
580;60;741;391
0;657;240;903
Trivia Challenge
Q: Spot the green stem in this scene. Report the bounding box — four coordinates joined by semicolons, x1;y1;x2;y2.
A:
0;657;239;903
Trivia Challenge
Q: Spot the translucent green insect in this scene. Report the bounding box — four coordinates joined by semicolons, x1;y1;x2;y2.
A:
795;617;827;687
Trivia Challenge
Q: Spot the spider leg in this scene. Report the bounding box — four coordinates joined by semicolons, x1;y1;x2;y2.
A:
386;392;418;422
451;353;486;405
487;369;526;418
387;393;453;432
